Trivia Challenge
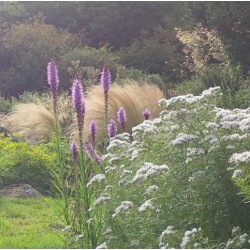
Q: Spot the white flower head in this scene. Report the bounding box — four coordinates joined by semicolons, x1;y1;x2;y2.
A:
138;199;155;212
112;201;134;218
87;174;106;187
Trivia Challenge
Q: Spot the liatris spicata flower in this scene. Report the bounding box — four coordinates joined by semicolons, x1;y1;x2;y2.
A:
107;119;117;138
143;108;151;120
72;79;85;142
117;107;127;132
47;60;59;114
101;65;111;95
85;141;94;160
70;141;78;164
101;65;112;138
85;141;102;165
89;120;97;147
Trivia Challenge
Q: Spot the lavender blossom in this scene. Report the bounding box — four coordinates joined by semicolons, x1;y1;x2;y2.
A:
70;141;78;164
107;119;117;138
101;65;111;95
89;120;97;147
47;60;59;113
85;141;102;165
117;107;127;132
143;108;151;120
72;79;85;141
47;60;59;92
72;79;85;116
85;141;94;160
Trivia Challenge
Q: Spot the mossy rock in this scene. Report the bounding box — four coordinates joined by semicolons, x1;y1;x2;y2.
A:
0;184;42;198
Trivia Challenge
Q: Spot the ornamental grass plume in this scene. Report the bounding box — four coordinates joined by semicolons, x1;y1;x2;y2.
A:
5;80;164;144
47;60;59;114
6;103;55;141
117;107;127;132
81;80;164;142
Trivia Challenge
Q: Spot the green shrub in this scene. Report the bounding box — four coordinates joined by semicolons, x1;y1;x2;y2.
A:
92;87;250;248
199;64;242;91
176;78;205;96
0;20;72;96
0;137;57;194
0;94;16;113
58;46;119;89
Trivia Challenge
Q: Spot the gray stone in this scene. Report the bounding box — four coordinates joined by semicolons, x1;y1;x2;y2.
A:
0;184;42;198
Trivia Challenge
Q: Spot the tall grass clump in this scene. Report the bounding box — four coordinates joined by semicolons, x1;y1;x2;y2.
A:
96;87;250;248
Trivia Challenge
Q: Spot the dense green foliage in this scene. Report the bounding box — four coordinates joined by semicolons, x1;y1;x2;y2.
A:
0;137;57;194
0;2;249;96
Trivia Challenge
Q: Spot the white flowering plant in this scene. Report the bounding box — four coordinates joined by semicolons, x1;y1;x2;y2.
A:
96;87;250;248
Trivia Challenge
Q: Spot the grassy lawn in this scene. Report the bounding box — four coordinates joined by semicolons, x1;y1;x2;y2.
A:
0;197;66;249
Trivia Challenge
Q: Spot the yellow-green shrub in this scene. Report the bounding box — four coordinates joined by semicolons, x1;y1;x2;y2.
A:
0;137;57;194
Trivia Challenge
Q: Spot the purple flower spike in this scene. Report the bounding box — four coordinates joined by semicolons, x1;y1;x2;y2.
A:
89;120;97;146
94;152;102;165
101;65;111;95
47;60;59;91
107;119;117;138
47;60;59;113
72;79;85;116
85;141;94;159
85;141;102;165
143;108;151;120
70;141;78;164
117;107;127;132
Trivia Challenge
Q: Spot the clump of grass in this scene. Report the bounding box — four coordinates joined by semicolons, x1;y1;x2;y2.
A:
0;197;65;249
7;103;55;141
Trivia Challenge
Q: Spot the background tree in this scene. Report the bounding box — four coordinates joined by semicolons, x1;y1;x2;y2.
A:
0;18;73;96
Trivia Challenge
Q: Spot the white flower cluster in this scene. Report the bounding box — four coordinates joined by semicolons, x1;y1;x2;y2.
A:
132;162;169;184
216;107;250;131
221;134;248;142
180;228;201;249
159;87;221;109
94;195;111;207
186;148;205;164
112;201;134;218
106;139;130;152
146;185;160;195
189;170;205;183
96;242;108;249
171;133;198;145
229;151;250;164
205;122;219;131
132;120;159;139
138;199;155;212
159;226;175;248
232;169;243;179
87;174;106;187
226;227;250;248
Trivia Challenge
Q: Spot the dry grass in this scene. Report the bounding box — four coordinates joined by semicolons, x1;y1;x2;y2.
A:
81;81;164;142
3;82;164;143
6;103;55;141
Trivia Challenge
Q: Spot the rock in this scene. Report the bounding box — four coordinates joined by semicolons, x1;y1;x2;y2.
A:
0;184;42;198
